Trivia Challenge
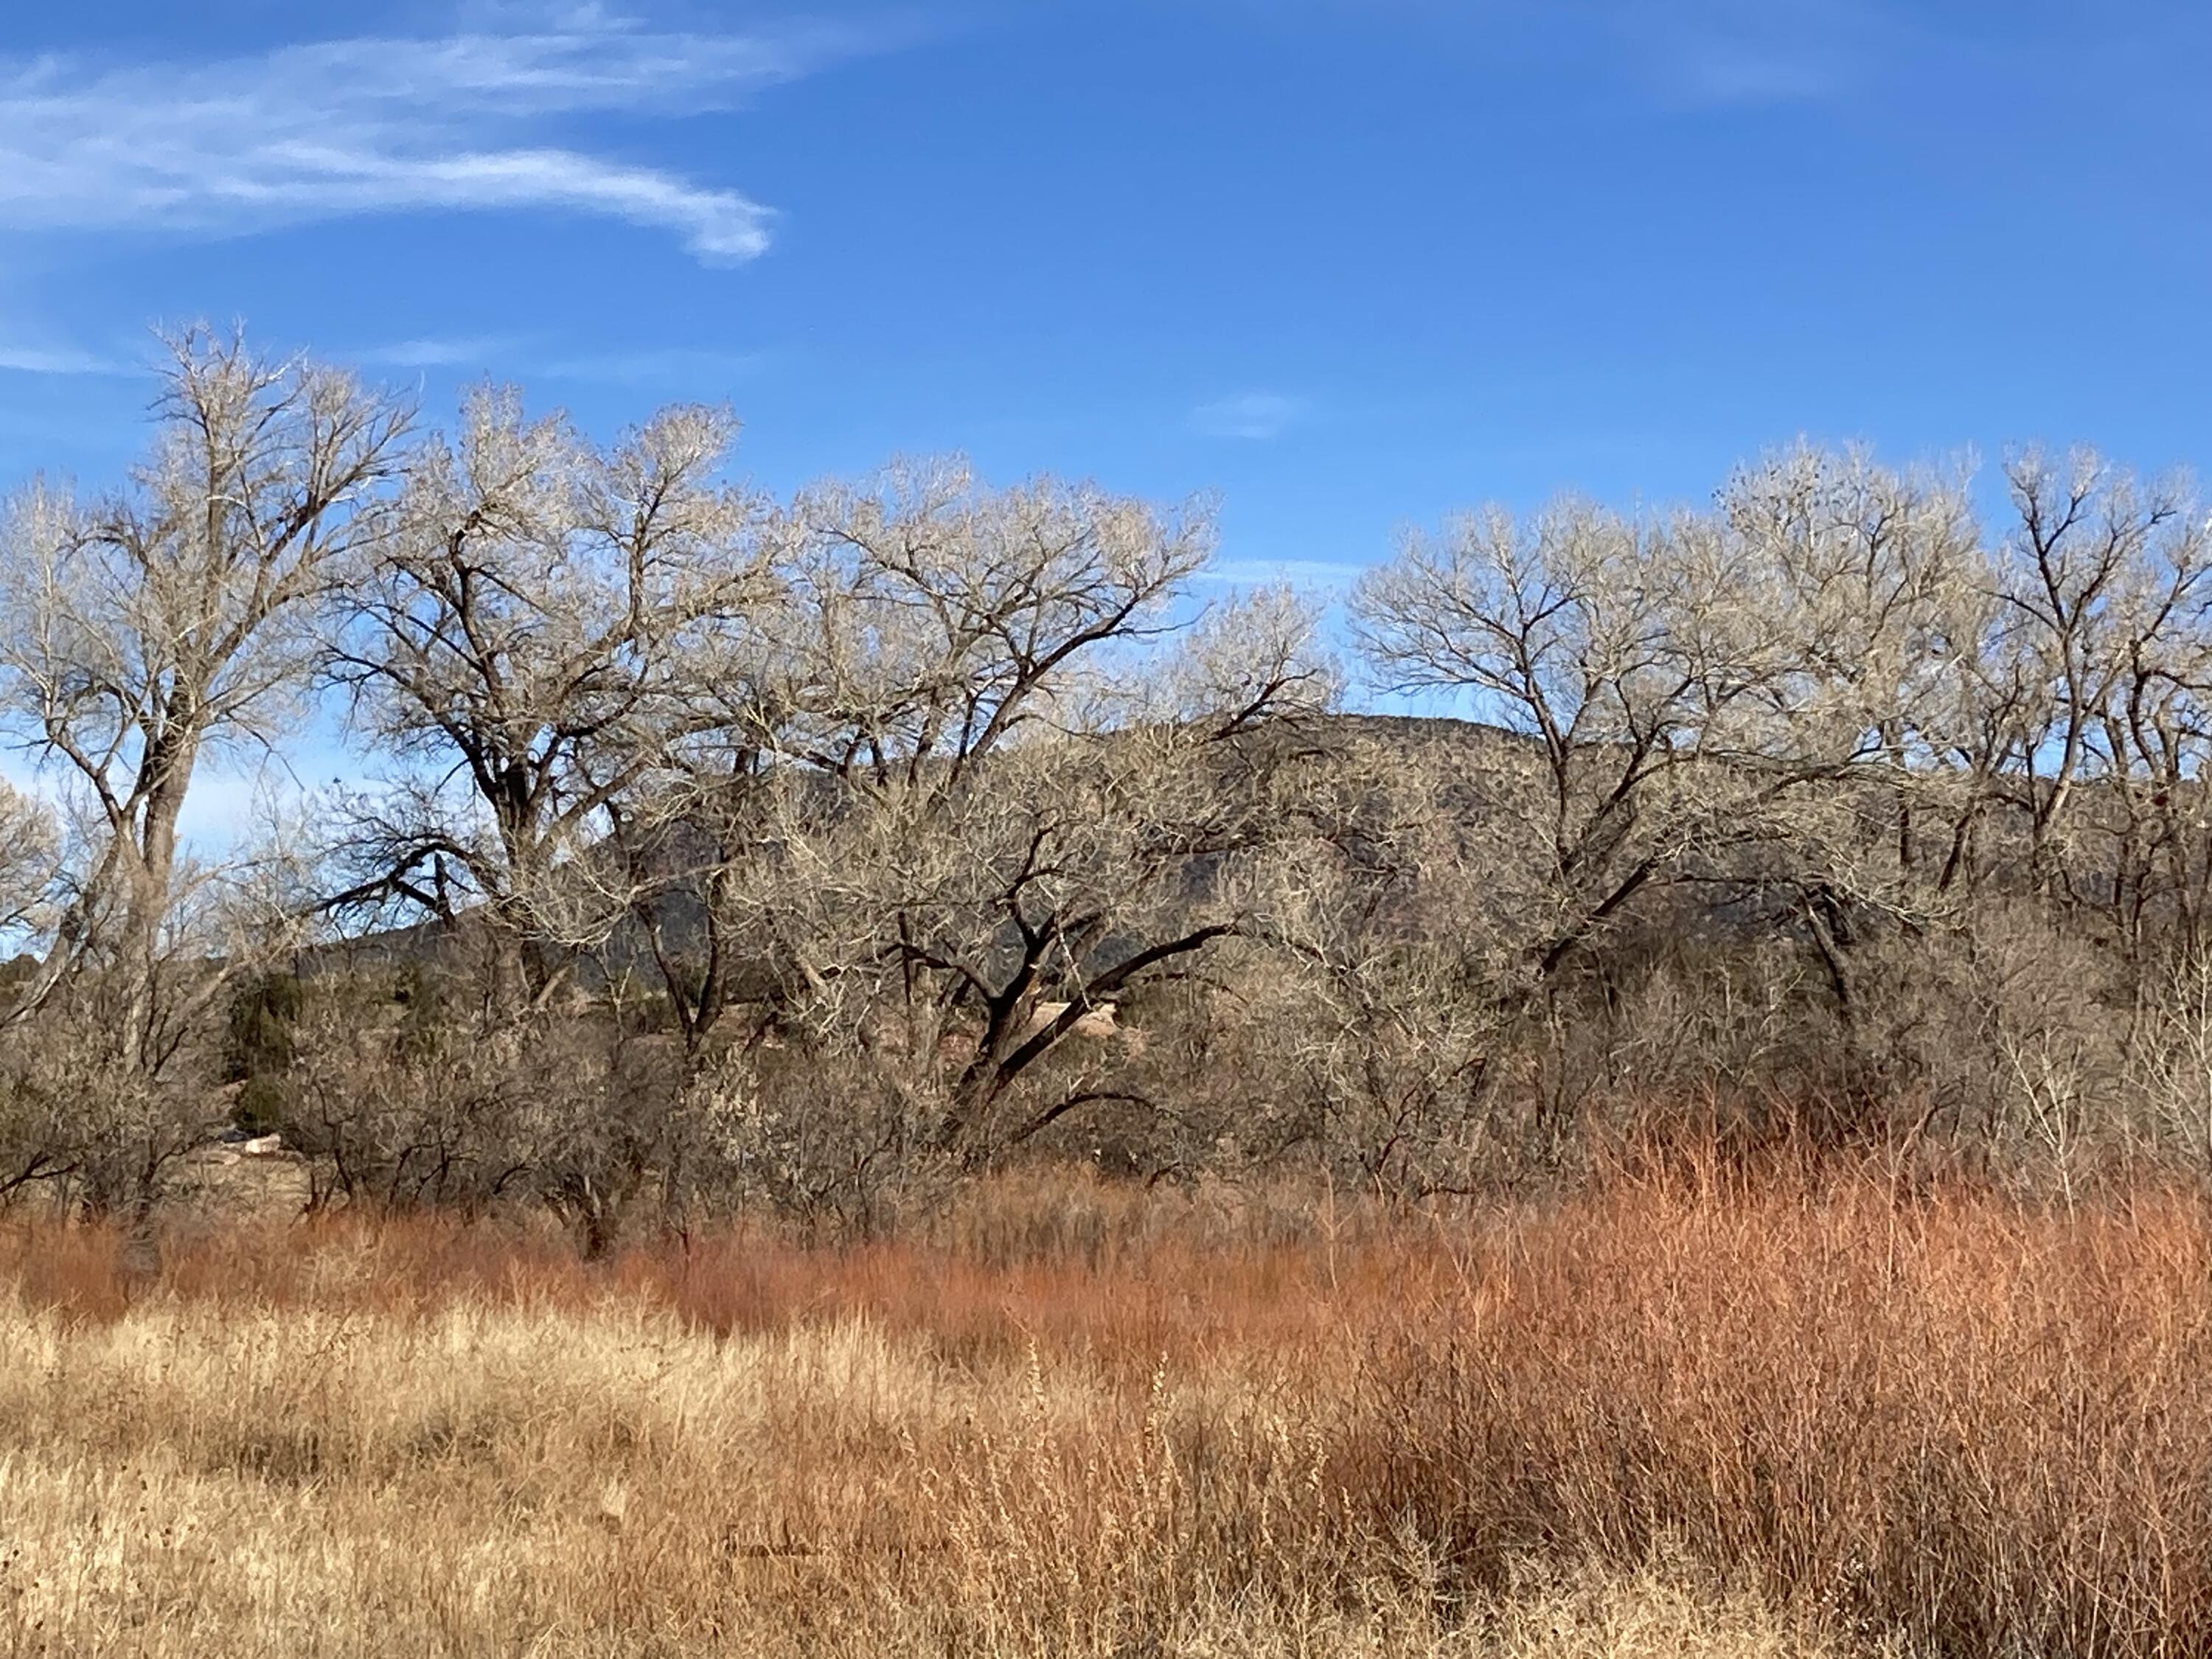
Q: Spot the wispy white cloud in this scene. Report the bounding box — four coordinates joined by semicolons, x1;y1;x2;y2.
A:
0;338;125;375
348;334;767;387
1614;0;1871;108
1665;38;1843;104
1277;0;1878;108
1192;392;1308;441
355;335;519;370
540;346;766;385
0;10;872;262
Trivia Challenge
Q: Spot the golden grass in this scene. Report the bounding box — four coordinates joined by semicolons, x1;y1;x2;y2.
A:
1;1166;2205;1655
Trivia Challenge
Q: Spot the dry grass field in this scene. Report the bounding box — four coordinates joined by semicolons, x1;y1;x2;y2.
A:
2;1164;2209;1656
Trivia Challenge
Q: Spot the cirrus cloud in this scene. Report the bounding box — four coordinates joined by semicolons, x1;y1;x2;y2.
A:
1191;392;1309;441
0;11;875;263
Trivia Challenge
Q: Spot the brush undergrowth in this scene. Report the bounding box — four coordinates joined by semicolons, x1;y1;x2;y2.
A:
0;1162;2202;1656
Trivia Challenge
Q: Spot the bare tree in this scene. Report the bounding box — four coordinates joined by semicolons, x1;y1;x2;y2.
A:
1992;450;2211;901
0;779;61;953
1351;449;1986;1002
623;461;1218;1054
322;390;768;1014
0;327;410;1071
626;465;1335;1158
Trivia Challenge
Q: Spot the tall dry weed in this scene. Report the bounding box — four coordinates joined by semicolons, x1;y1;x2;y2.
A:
0;1165;2205;1654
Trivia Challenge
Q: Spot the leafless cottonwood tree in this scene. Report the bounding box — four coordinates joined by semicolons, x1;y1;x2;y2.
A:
1986;452;2212;939
0;332;408;1044
0;779;66;1194
0;779;61;953
321;390;769;1015
623;465;1335;1160
1350;448;1989;1001
622;459;1222;1063
0;330;409;1208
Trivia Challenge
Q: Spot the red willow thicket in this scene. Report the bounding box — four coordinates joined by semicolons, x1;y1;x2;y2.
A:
8;1161;2212;1655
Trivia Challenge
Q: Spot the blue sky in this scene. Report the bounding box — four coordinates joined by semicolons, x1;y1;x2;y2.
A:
1;0;2208;831
5;1;2211;569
